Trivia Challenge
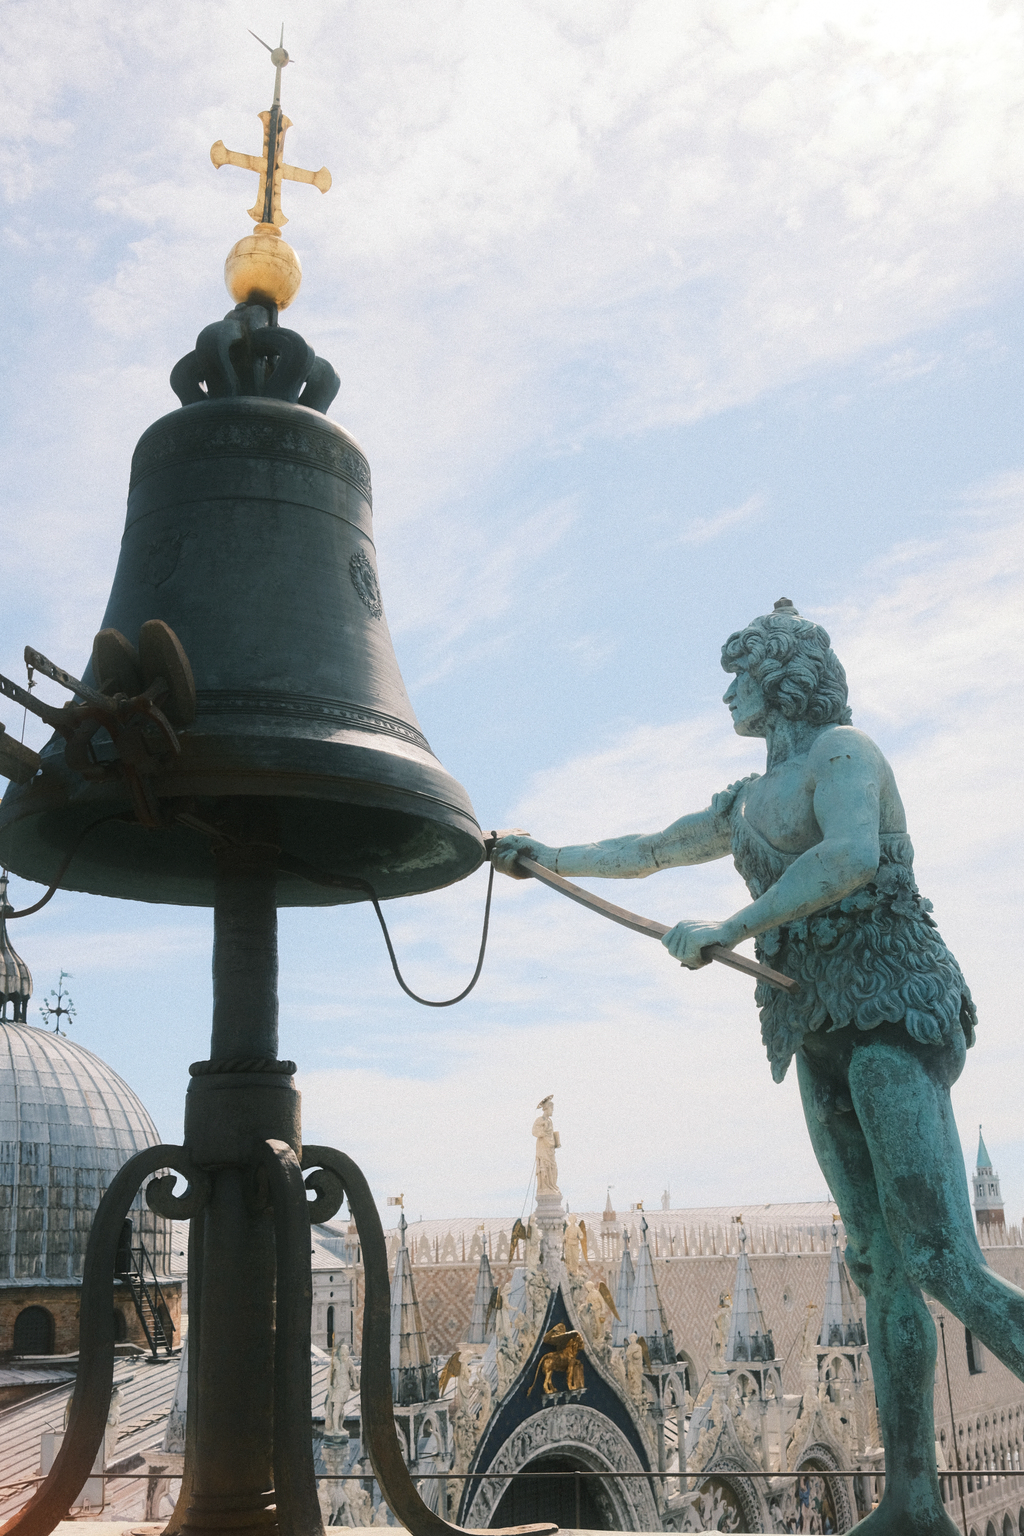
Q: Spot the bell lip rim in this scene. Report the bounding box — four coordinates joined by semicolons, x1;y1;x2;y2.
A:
0;806;486;911
0;751;486;909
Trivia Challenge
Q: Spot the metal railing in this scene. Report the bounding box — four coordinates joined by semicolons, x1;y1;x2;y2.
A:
9;1460;1024;1532
1;1463;887;1532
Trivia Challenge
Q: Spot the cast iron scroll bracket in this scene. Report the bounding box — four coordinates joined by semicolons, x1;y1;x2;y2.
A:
260;1140;328;1536
170;303;340;413
0;1147;210;1536
300;1145;558;1536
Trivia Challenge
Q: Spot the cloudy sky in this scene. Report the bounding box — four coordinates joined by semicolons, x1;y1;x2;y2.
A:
2;0;1023;1227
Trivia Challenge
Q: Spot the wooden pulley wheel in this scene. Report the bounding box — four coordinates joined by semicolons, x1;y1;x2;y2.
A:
139;620;197;726
91;628;143;698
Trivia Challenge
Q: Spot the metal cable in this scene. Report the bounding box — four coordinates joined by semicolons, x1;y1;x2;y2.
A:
278;848;496;1009
3;814;127;919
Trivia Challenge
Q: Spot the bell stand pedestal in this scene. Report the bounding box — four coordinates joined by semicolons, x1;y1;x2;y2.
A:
1;833;556;1536
174;839;292;1536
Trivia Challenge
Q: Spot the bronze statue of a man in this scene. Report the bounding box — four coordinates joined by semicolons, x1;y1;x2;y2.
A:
495;598;1023;1536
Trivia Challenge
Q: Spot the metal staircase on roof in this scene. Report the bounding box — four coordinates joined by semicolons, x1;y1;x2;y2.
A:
115;1220;176;1360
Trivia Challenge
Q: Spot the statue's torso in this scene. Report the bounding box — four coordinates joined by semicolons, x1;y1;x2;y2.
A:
724;746;974;1083
736;724;907;865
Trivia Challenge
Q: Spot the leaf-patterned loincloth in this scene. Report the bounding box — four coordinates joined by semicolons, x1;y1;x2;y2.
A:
730;797;976;1084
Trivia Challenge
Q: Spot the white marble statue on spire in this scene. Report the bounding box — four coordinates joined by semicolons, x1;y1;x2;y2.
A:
532;1094;561;1199
324;1341;357;1435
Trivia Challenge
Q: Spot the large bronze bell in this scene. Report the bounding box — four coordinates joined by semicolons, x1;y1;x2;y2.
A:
0;66;556;1536
0;310;484;905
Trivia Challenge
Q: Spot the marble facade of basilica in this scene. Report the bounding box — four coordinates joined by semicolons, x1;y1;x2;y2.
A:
321;1105;1024;1534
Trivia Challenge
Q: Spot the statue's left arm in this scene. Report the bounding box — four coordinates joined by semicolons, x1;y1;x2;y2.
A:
662;732;884;968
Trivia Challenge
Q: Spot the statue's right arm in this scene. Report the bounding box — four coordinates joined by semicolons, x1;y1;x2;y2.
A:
491;780;749;880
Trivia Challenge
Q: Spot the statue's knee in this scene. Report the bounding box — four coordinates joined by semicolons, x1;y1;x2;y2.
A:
900;1235;949;1296
843;1240;873;1292
844;1225;910;1296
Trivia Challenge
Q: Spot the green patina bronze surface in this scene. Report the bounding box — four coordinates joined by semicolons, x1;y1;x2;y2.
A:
495;597;1023;1536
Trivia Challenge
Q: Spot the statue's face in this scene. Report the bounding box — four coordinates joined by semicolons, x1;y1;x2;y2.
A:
723;664;768;738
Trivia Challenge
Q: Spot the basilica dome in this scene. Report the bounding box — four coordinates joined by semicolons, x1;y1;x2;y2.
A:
0;1021;172;1284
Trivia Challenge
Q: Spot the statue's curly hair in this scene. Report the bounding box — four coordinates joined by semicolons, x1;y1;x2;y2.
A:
721;610;852;726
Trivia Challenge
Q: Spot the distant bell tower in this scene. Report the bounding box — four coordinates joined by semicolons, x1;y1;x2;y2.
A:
973;1125;1005;1235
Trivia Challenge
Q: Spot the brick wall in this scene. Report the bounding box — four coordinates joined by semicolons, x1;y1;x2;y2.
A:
0;1281;182;1356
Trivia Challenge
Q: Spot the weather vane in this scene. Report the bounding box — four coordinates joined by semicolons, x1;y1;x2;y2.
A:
40;970;75;1036
209;26;332;311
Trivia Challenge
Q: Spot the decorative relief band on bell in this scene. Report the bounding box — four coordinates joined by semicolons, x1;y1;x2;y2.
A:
349;549;383;618
130;412;372;500
194;690;432;752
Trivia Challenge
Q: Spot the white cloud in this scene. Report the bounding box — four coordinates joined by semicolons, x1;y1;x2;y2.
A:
7;1;1024;533
677;495;765;546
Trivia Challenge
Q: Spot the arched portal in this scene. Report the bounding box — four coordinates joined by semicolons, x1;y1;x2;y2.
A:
488;1455;610;1530
462;1403;658;1531
794;1444;856;1531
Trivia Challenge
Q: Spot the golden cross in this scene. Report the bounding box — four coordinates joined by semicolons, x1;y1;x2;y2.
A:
210;28;331;228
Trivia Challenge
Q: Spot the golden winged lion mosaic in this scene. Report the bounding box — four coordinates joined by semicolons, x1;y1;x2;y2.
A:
527;1322;586;1396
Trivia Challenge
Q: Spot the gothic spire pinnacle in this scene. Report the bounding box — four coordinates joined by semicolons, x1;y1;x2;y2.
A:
725;1230;776;1363
625;1215;676;1365
390;1215;438;1405
818;1225;866;1349
612;1227;635;1348
466;1233;496;1345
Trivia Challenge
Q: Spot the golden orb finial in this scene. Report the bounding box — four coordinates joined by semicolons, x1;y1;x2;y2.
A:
224;224;303;310
210;27;331;310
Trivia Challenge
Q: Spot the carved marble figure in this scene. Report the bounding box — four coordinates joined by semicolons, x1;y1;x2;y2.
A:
324;1341;356;1435
563;1213;581;1274
495;598;1024;1536
460;1356;492;1437
710;1291;731;1364
581;1279;611;1348
525;1267;550;1331
532;1094;561;1198
496;1309;527;1395
624;1332;644;1402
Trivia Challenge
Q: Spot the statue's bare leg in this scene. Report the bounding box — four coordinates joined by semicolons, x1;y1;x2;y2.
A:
847;1025;1024;1378
797;1032;960;1536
